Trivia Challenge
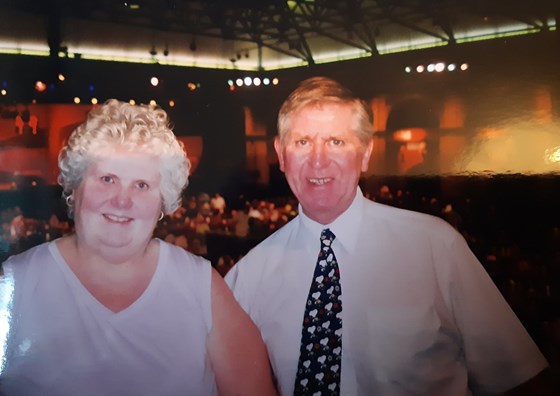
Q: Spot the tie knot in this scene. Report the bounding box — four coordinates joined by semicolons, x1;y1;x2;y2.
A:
321;228;335;244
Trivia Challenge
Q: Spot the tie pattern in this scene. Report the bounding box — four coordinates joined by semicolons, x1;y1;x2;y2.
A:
294;229;342;396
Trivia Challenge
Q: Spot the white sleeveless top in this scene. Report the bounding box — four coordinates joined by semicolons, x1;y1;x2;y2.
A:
0;239;216;396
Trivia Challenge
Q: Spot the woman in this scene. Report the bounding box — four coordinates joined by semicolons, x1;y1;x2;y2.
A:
0;100;276;396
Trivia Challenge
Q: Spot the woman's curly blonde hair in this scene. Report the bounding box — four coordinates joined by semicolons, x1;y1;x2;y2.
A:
58;99;190;217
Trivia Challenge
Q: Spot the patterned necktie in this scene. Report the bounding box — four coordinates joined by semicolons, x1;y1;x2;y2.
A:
294;228;342;396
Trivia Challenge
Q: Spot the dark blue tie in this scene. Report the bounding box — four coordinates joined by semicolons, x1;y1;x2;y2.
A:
294;228;342;396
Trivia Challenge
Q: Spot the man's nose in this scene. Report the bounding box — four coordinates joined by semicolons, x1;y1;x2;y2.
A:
310;144;329;168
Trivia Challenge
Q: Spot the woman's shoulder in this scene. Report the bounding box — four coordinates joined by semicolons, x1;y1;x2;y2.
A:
2;241;53;271
158;239;211;271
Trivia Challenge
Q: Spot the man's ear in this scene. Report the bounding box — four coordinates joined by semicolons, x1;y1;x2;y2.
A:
274;137;285;172
361;139;374;172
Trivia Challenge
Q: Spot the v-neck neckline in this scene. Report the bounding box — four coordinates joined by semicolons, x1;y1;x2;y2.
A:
48;239;164;318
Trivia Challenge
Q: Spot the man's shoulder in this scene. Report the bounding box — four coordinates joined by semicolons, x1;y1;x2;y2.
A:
236;217;299;264
362;199;454;233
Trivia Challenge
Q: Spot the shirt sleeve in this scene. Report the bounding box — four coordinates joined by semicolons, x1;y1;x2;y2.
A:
442;232;548;394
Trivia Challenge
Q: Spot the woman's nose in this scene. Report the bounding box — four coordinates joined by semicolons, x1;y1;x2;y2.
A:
111;186;133;209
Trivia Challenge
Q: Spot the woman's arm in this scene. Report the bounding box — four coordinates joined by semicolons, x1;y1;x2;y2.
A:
207;268;278;396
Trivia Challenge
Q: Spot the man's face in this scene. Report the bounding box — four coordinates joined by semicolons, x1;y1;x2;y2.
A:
275;103;373;224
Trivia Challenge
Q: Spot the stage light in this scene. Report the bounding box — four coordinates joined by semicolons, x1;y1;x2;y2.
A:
272;78;279;85
187;82;197;91
447;63;457;71
227;80;234;86
149;100;157;106
129;99;136;105
1;89;6;96
435;62;445;72
416;65;424;73
73;97;81;104
58;73;65;81
460;63;469;71
229;85;235;91
404;66;412;73
235;78;243;87
427;63;435;72
91;98;98;104
124;2;141;10
263;78;270;86
253;77;261;86
88;84;95;92
169;100;175;107
150;77;159;86
35;80;47;92
244;77;252;86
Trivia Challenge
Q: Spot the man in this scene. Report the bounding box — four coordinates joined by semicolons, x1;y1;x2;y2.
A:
226;77;550;395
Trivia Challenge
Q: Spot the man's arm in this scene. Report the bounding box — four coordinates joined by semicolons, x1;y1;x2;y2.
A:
207;268;278;396
501;368;559;396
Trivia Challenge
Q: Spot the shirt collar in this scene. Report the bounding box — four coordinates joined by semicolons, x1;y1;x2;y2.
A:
298;186;365;256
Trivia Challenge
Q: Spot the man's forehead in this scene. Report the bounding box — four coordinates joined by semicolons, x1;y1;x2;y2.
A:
295;103;349;121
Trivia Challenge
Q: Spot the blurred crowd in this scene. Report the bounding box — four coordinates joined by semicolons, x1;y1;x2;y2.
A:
2;184;559;352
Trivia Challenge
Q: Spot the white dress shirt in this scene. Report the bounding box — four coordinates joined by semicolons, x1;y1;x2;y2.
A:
226;188;548;396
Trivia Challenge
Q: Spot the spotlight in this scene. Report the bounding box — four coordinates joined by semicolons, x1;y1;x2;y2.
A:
416;65;425;73
149;100;157;106
253;77;261;86
129;99;136;105
150;77;159;87
447;63;457;71
73;97;81;104
58;73;65;81
272;78;279;85
460;63;469;71
187;82;197;91
263;78;270;86
435;62;445;72
169;100;175;107
404;66;412;73
1;89;7;96
91;98;98;104
35;81;47;92
427;64;435;72
244;77;252;86
235;78;243;87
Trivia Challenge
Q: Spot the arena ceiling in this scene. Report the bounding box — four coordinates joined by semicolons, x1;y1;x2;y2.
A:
0;0;557;70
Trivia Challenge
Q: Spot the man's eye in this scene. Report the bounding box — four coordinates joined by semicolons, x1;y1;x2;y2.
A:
296;139;308;146
137;182;149;190
101;176;113;183
331;139;343;146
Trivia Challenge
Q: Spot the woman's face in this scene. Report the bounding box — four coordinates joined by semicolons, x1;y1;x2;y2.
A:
72;148;162;255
